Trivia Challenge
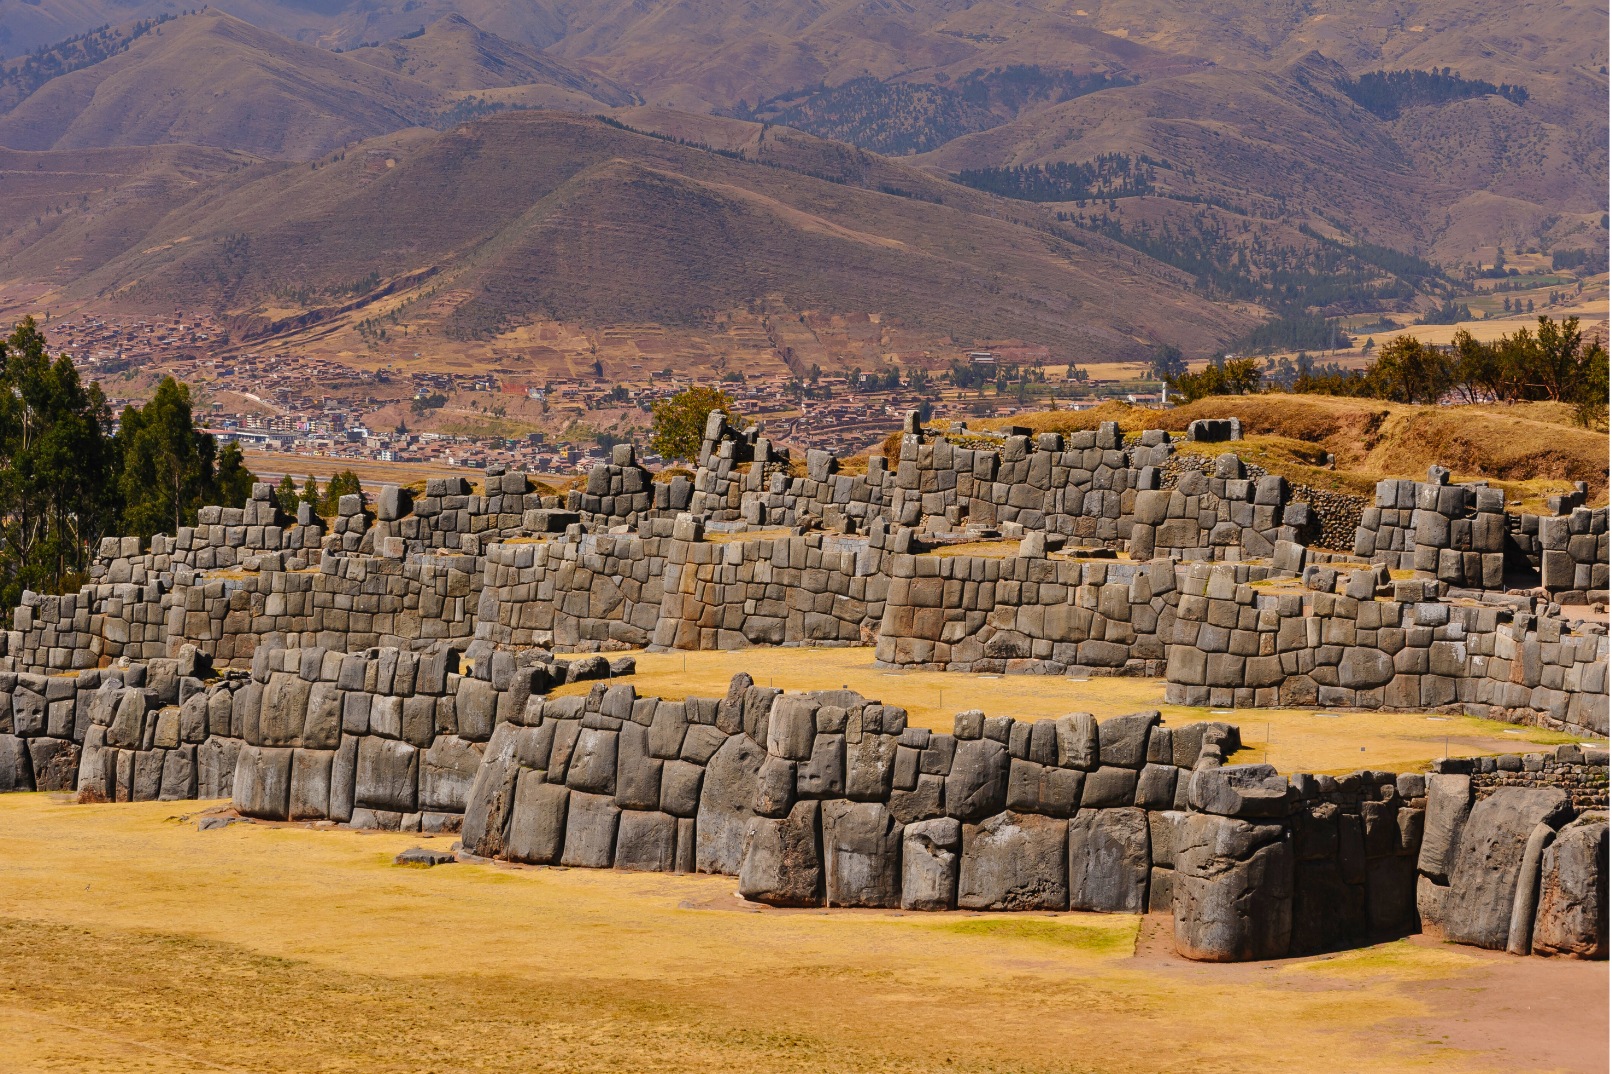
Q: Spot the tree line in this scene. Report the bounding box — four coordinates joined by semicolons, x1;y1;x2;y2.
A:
0;318;255;608
953;154;1157;203
1165;316;1607;425
1340;68;1528;120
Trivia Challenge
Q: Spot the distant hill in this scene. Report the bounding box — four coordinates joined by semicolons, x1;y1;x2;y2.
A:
0;110;1252;360
343;14;637;106
0;0;1598;360
0;12;441;159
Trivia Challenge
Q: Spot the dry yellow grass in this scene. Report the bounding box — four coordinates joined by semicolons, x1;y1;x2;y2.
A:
555;647;1593;774
0;794;1603;1074
972;395;1607;510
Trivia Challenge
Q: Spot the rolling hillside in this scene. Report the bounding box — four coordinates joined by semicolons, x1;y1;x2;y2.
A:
0;110;1252;360
0;0;1595;366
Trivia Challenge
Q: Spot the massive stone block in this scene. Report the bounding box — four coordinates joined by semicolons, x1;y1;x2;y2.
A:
506;772;568;864
1068;807;1150;913
945;737;1008;821
615;809;679;872
1440;787;1572;951
739;799;822;906
1173;813;1293;962
560;791;621;868
821;800;902;908
234;745;293;821
902;817;961;911
958;812;1068;911
355;737;419;814
695;732;764;875
1532;817;1607;959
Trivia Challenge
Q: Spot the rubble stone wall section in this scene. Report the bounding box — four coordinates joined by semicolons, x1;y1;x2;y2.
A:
1162;565;1609;738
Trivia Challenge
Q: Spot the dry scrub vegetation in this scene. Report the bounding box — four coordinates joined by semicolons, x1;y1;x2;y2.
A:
0;794;1605;1074
955;396;1607;510
554;648;1588;775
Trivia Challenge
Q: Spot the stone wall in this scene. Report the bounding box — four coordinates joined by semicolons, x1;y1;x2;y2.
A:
475;532;667;651
873;553;1176;674
1163;561;1609;737
446;672;1604;961
652;530;882;650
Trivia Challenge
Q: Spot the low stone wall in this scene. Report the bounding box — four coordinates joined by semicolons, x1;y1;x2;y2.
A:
873;554;1175;674
1163;562;1609;737
475;533;667;651
451;674;1605;961
651;531;883;650
3;645;624;828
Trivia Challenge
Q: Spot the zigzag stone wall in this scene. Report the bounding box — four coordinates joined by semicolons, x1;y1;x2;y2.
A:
0;411;1607;963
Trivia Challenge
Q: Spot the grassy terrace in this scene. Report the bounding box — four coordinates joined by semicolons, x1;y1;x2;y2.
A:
554;647;1594;776
0;794;1604;1073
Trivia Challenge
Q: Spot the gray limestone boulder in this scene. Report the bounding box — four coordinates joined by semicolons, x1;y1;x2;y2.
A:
258;673;311;746
233;745;293;820
560;791;621;869
355;738;419;814
1098;712;1159;768
27;738;78;792
957;812;1068;911
460;725;521;857
945;737;1009;821
659;759;704;817
739;800;823;906
846;729;898;800
1440;787;1572;951
615;809;679;872
505;773;568;864
1069;807;1150;913
902;817;961;911
695;732;765;875
566;727;619;795
287;748;332;819
1531;817;1607;959
419;736;482;813
1054;713;1099;770
1173;813;1293;962
821;800;902;908
1416;774;1473;884
1188;764;1290;819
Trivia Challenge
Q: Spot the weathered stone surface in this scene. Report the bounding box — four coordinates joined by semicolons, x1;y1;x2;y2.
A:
506;772;568;864
821;800;902;908
287;748;332;819
1097;712;1159;768
739;800;822;906
27;738;78;791
1416;774;1474;884
615;809;679;872
355;737;418;814
1069;807;1150;913
945;737;1008;821
233;745;293;820
957;812;1068;911
1173;813;1293;962
460;725;521;857
419;735;481;813
560;791;621;868
1054;713;1098;769
695;733;765;875
901;817;961;910
1441;788;1572;950
1188;764;1289;818
1532;817;1607;959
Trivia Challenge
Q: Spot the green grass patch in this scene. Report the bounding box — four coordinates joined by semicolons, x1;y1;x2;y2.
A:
925;915;1138;955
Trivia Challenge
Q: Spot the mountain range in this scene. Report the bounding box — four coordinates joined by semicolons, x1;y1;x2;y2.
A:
0;0;1598;365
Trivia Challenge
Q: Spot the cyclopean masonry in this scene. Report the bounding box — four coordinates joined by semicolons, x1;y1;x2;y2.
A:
0;414;1605;962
